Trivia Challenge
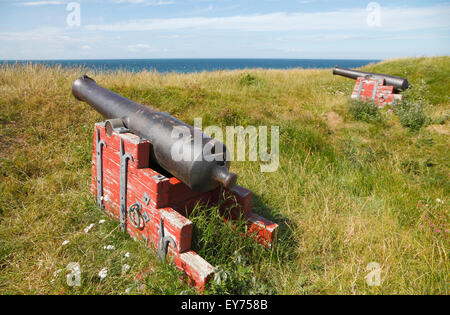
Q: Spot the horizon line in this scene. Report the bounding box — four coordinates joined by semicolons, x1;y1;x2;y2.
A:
2;57;384;62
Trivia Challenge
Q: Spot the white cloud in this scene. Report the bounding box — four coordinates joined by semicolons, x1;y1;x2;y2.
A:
85;5;450;32
128;43;150;48
0;27;67;41
15;1;64;6
127;43;151;51
276;33;450;42
113;0;175;5
14;0;175;5
0;27;102;43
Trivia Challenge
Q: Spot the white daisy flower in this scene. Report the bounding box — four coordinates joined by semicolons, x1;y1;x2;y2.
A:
122;264;131;274
98;267;108;279
84;223;95;233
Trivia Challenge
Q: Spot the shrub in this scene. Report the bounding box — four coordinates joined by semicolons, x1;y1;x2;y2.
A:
393;100;429;131
239;73;258;86
393;79;430;131
348;100;382;123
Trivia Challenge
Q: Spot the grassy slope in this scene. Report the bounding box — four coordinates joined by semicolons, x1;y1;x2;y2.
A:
0;57;448;294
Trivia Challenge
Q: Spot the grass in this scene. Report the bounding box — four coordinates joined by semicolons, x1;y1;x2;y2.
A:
188;204;275;295
348;100;383;124
0;56;449;295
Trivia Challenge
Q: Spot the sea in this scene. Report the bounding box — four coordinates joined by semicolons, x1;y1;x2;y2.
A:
1;59;379;73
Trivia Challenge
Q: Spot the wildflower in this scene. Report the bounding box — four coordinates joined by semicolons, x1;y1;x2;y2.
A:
99;219;106;224
103;245;115;250
124;252;130;258
122;264;131;274
98;268;108;279
84;223;95;233
62;240;69;246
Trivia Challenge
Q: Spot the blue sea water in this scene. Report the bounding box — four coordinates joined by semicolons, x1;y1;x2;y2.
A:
1;59;380;73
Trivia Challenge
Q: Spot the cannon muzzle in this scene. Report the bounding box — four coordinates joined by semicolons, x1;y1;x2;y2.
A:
333;66;409;90
73;75;237;193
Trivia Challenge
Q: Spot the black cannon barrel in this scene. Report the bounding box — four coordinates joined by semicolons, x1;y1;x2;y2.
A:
333;66;409;90
72;75;237;193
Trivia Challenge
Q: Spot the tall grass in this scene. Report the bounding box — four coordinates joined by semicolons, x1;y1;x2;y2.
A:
0;57;449;294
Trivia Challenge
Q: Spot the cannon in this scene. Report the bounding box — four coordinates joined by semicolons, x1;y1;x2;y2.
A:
72;75;237;193
333;66;409;91
72;75;278;289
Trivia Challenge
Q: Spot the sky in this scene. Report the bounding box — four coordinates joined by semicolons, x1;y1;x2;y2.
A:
0;0;449;60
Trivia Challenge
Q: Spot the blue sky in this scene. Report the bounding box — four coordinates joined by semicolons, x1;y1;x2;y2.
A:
0;0;449;59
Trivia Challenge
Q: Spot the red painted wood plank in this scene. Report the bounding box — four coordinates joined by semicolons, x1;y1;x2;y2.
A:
94;124;150;169
247;212;278;247
169;248;215;291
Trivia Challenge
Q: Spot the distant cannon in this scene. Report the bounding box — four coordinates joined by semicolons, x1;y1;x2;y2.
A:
333;66;409;91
